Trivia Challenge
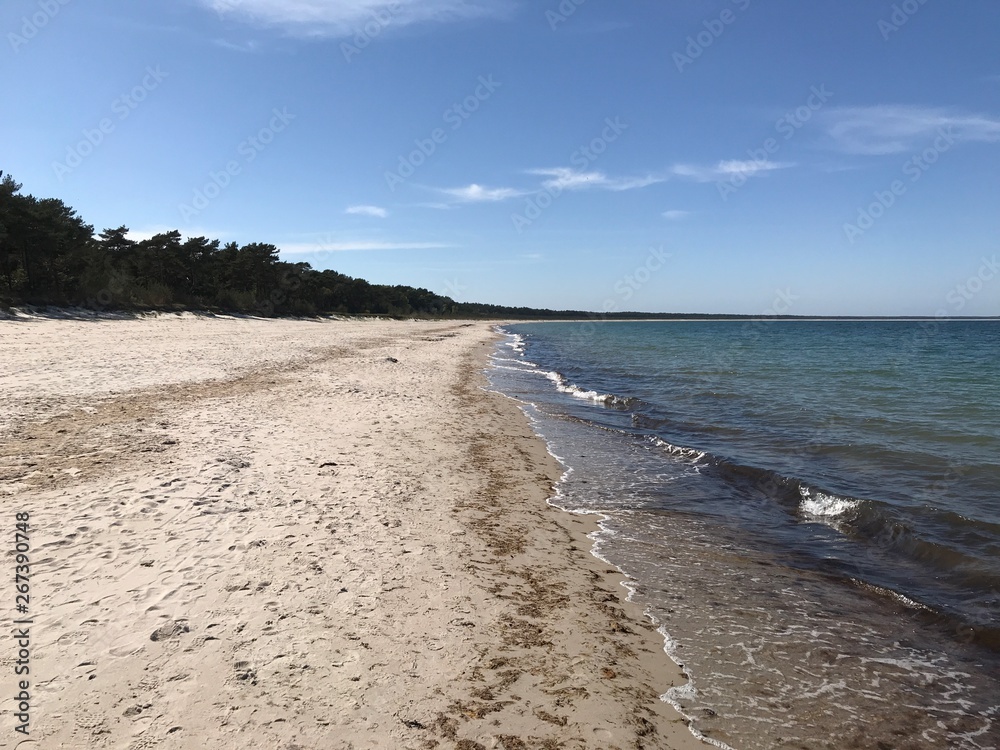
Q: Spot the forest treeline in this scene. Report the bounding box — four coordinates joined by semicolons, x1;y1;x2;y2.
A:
0;171;761;320
0;172;480;317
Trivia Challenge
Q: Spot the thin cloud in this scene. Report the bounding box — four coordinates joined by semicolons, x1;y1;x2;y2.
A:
212;38;260;52
822;105;1000;155
413;202;454;210
662;210;690;220
429;168;661;208
670;160;792;182
606;174;663;191
529;167;663;192
530;167;602;191
345;204;389;218
438;184;524;202
202;0;513;37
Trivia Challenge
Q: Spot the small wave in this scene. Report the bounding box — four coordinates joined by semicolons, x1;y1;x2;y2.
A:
490;363;537;373
492;354;538;372
543;370;636;408
850;580;931;612
504;333;527;355
650;437;708;464
799;486;860;518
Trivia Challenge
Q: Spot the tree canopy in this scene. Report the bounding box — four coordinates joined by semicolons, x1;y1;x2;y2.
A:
0;171;756;321
0;171;468;317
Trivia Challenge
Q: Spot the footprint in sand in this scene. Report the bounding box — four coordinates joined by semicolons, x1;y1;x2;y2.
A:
232;660;258;685
150;619;190;642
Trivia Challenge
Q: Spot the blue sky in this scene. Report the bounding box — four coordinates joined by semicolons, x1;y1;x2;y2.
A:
3;0;999;315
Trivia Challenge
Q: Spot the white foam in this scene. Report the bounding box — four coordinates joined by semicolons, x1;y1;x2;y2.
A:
656;620;740;750
506;335;526;355
651;437;707;463
799;487;859;518
850;580;932;612
490;363;537;373
543;370;625;406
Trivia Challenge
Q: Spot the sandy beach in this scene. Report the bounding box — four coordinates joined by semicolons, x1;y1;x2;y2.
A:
0;315;704;750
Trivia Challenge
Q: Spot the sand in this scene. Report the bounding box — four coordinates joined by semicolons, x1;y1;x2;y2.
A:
0;315;705;749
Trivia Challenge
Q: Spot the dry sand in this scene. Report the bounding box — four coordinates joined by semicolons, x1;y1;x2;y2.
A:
0;315;706;750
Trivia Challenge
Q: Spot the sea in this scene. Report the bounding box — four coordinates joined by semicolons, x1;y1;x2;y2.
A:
487;320;1000;750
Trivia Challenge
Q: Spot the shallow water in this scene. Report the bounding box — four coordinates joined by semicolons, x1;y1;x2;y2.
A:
488;320;1000;750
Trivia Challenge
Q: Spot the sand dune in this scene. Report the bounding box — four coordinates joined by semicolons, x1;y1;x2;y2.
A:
0;316;703;749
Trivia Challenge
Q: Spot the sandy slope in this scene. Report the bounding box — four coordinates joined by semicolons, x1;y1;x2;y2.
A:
0;315;704;750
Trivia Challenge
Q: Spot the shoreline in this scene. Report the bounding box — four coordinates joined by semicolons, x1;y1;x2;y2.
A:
463;326;708;749
1;316;704;749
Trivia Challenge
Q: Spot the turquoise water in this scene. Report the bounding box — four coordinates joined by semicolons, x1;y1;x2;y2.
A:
489;320;1000;750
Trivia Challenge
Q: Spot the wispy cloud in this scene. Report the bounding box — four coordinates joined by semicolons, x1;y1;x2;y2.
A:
670;159;792;182
529;167;663;192
345;204;389;218
438;184;525;202
662;210;690;221
432;160;783;208
530;167;601;191
430;168;660;207
212;38;259;52
821;105;1000;155
202;0;513;37
281;240;455;254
